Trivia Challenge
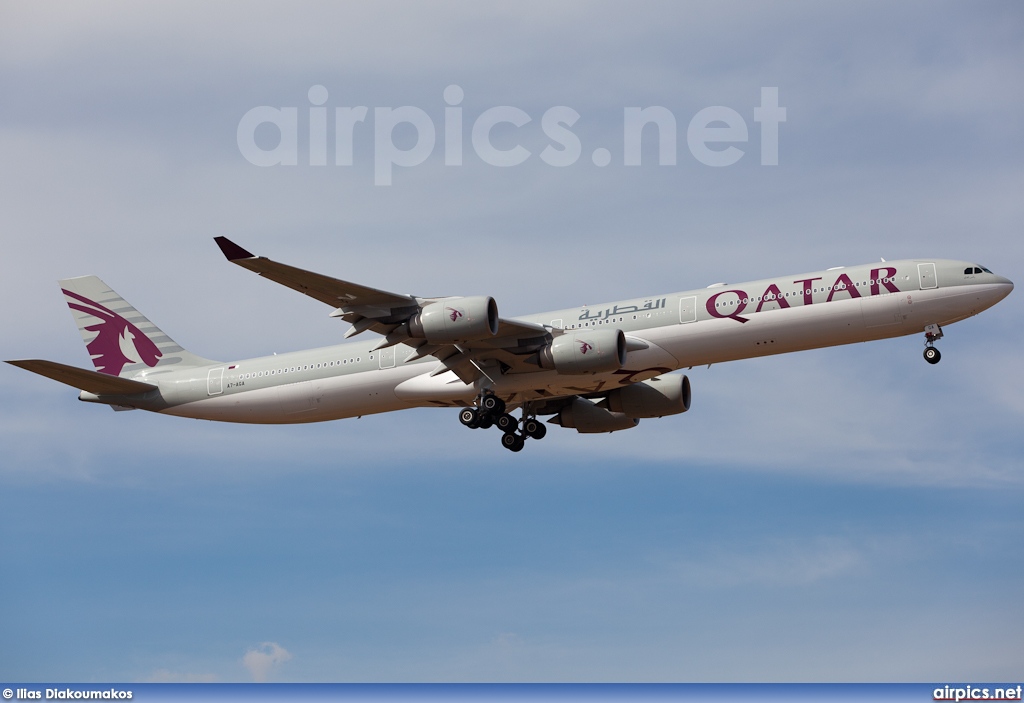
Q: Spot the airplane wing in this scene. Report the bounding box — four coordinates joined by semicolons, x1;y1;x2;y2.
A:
214;237;555;383
6;359;158;395
214;236;416;310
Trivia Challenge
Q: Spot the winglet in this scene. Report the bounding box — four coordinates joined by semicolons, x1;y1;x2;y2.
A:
214;236;256;261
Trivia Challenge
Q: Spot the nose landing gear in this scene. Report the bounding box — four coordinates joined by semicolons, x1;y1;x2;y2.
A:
459;394;546;451
923;323;943;365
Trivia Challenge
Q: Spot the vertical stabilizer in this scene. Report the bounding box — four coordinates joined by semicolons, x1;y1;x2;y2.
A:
59;276;215;376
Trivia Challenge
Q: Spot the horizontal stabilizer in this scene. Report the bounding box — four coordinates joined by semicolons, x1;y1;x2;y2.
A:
6;359;157;395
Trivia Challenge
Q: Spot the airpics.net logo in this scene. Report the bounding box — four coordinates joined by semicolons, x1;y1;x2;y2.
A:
237;85;786;185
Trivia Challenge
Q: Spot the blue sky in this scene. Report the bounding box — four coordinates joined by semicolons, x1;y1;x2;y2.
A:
1;0;1022;682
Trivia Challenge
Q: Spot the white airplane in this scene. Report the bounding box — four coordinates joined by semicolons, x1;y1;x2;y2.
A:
7;238;1014;451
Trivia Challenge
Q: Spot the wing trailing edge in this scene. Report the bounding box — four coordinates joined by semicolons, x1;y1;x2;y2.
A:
213;236;417;310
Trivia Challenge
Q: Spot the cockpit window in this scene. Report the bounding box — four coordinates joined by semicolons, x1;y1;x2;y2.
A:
980;266;992;273
964;267;974;274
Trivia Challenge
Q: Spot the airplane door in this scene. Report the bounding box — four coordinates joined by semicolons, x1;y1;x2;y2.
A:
678;296;697;323
207;367;224;395
378;346;395;369
918;263;937;289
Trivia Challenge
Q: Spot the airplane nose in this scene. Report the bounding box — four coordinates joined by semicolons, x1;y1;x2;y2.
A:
992;276;1014;301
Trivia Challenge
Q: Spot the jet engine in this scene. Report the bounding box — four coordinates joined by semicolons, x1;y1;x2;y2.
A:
407;296;499;343
604;374;691;418
549;397;639;433
537;329;626;375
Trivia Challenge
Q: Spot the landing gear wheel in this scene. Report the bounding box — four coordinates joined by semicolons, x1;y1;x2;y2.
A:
523;418;546;440
477;415;494;429
924;347;941;365
481;394;505;415
459;407;480;428
501;432;525;452
496;413;518;434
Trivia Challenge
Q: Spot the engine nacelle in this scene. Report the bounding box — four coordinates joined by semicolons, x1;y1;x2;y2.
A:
605;374;691;418
537;329;626;375
551;397;639;433
408;296;499;343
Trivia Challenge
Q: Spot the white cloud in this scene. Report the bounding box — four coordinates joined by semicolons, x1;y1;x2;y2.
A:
242;642;293;682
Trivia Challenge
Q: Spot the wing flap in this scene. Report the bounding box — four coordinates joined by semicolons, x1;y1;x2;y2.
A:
494;318;550;341
6;359;158;395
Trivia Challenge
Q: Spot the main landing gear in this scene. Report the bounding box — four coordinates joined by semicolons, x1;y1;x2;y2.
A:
458;393;547;452
923;323;943;365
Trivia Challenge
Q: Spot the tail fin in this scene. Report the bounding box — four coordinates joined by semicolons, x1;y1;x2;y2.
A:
59;275;216;377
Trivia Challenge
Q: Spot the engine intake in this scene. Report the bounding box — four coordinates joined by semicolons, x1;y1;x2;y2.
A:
605;374;691;418
408;296;499;343
537;329;626;375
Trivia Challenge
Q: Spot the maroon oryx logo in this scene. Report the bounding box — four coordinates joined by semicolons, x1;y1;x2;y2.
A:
62;289;162;376
578;340;594;355
446;307;464;323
